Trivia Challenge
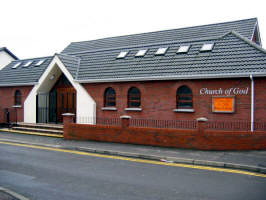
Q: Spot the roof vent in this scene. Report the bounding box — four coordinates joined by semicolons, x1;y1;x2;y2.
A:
23;61;33;67
12;62;21;69
135;49;148;57
35;59;46;66
177;45;190;53
200;43;214;52
117;51;128;59
155;47;168;55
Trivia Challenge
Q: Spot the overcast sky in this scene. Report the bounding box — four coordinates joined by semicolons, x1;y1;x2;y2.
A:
1;0;266;59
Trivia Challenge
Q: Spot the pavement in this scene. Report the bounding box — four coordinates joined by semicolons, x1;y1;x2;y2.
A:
0;129;266;174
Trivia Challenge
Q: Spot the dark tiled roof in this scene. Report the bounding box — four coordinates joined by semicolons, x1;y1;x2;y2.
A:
0;56;53;86
62;18;258;54
1;18;265;86
57;54;80;79
72;32;266;82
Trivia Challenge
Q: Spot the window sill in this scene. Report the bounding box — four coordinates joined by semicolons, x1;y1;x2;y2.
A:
101;107;117;111
12;105;22;108
125;108;142;112
173;108;194;113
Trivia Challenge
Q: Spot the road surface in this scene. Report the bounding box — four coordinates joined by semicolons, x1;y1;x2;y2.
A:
0;141;265;200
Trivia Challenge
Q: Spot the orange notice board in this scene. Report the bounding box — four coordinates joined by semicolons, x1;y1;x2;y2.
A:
212;97;235;113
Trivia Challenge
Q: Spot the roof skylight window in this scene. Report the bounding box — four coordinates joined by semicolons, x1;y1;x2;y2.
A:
200;43;214;52
177;45;190;53
23;61;33;67
135;49;148;57
117;51;128;59
12;62;21;69
155;47;168;55
35;59;45;66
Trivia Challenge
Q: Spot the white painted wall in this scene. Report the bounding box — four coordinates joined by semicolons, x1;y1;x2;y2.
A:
24;55;96;124
0;51;15;70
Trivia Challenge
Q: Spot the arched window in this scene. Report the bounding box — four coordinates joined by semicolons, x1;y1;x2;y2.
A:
104;87;116;107
128;87;141;107
176;86;193;109
14;90;22;106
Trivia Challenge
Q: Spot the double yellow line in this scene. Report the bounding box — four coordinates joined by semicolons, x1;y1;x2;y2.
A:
0;140;265;178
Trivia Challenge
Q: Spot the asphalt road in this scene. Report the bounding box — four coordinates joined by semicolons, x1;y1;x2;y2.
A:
0;142;266;200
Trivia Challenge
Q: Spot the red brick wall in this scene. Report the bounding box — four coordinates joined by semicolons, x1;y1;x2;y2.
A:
0;77;265;124
254;78;266;122
0;86;33;123
83;78;266;121
64;122;266;150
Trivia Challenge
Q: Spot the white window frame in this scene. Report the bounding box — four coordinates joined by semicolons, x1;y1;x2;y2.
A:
200;43;214;51
155;47;168;55
117;51;128;58
177;45;190;53
135;49;148;57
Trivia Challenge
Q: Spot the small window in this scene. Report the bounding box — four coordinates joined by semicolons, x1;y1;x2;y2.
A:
177;45;190;53
12;62;21;69
128;87;141;107
117;51;128;58
135;49;148;57
23;61;33;67
104;87;116;107
35;59;45;66
200;43;214;52
14;90;22;106
176;86;193;109
155;47;168;55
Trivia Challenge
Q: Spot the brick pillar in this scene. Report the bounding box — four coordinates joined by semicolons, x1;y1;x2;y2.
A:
62;113;75;126
120;115;131;129
196;117;208;135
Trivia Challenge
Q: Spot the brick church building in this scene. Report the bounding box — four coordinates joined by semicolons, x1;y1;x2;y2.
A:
0;18;265;131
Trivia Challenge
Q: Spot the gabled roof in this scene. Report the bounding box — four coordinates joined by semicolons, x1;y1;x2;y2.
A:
0;18;265;87
0;47;18;60
71;31;266;82
0;56;53;86
62;18;258;54
56;54;80;79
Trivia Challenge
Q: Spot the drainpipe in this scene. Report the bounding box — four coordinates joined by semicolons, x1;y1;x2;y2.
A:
250;74;254;132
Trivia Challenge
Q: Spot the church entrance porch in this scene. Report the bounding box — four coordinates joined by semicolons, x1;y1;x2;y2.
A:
37;74;76;123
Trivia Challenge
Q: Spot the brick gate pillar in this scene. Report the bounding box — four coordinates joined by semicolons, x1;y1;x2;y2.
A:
62;113;75;126
196;117;208;135
120;115;131;128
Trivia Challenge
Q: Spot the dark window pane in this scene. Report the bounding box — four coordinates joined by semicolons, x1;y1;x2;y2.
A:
177;86;193;109
14;90;22;105
128;87;141;108
104;87;116;107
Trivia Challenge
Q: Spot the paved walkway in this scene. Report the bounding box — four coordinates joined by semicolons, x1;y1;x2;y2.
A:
0;130;266;173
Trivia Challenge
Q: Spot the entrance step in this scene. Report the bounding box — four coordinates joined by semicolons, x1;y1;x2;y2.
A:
16;123;63;131
11;123;63;135
12;126;63;134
